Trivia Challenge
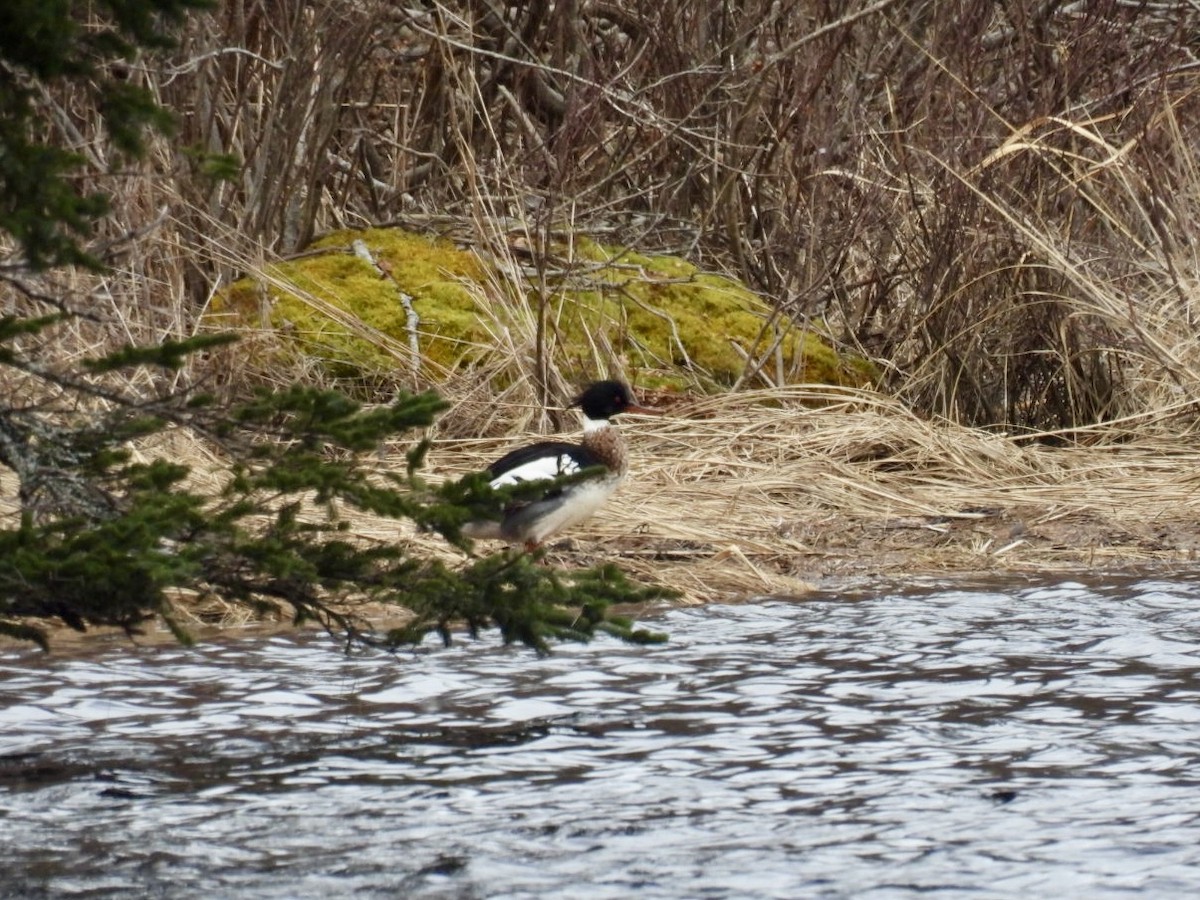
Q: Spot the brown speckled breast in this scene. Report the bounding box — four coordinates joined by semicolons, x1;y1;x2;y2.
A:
580;424;628;477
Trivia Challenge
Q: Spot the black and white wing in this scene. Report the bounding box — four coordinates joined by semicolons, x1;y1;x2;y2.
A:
485;440;602;489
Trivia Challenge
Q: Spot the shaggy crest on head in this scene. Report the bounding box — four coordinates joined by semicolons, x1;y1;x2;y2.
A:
461;380;655;551
572;380;641;424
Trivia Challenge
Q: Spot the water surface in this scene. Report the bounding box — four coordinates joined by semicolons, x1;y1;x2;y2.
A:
3;576;1200;897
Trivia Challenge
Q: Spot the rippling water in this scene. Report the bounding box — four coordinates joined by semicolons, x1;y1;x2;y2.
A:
4;576;1200;898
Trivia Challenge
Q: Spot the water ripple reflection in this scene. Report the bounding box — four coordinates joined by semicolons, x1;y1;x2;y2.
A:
3;576;1200;898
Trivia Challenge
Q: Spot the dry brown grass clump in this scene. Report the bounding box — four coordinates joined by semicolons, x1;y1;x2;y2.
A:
5;378;1199;638
339;383;1200;605
14;1;1200;432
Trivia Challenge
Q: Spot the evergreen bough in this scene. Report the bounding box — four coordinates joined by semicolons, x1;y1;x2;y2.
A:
0;0;670;652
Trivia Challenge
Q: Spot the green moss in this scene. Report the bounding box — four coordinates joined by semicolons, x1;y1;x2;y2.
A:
214;226;874;391
558;239;868;388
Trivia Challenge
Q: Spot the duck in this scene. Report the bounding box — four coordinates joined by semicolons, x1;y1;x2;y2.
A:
462;380;654;551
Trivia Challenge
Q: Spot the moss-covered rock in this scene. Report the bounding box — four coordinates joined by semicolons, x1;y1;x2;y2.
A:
212;226;874;390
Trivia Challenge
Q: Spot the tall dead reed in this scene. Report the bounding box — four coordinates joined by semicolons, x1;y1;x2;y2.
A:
8;0;1200;436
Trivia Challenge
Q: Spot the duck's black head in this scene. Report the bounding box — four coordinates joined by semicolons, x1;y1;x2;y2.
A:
571;380;650;421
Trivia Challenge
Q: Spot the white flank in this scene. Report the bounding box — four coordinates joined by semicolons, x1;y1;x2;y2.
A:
523;477;621;545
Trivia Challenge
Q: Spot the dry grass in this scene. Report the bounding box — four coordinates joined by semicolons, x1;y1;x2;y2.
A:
13;1;1200;430
328;383;1200;607
5;377;1200;643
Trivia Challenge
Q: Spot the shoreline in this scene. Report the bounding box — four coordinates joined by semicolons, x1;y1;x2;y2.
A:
5;386;1200;652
